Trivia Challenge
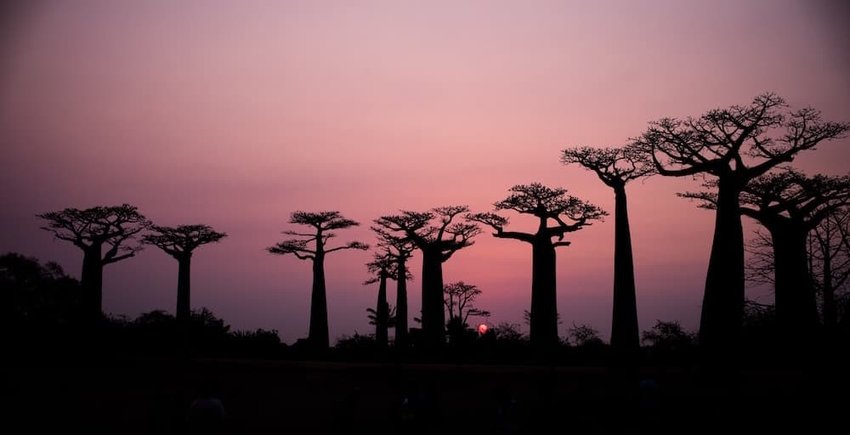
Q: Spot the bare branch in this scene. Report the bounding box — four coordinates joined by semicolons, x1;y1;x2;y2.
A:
267;239;316;260
326;241;370;253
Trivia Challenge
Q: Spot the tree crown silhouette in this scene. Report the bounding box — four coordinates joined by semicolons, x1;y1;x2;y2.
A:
373;206;479;260
143;224;227;258
682;169;850;225
268;211;368;260
469;183;606;245
561;145;655;187
37;204;150;264
443;281;490;325
364;250;412;285
633;93;849;179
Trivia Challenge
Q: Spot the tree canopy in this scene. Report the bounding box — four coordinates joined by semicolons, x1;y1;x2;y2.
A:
143;224;227;258
37;204;150;264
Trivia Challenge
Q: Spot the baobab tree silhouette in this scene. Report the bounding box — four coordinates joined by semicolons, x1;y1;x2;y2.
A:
561;145;654;354
808;206;850;332
267;211;368;349
469;183;606;347
374;206;479;346
37;204;150;321
683;169;850;338
364;252;399;347
633;93;849;351
370;229;415;346
142;224;227;324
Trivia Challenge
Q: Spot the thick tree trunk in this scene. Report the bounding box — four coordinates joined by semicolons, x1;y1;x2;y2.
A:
309;254;329;349
421;249;445;346
699;177;745;351
531;239;558;347
611;185;640;353
81;244;104;321
772;225;819;337
375;272;389;347
176;255;192;324
395;258;408;346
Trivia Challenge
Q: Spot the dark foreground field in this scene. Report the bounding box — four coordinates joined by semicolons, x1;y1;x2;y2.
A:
3;358;847;435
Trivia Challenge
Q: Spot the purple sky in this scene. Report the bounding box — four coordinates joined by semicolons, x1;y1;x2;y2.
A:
2;0;849;343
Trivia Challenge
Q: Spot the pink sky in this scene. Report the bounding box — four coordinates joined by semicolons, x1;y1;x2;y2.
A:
2;0;849;343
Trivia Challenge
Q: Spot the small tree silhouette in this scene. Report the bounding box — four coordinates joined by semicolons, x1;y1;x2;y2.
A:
268;211;368;349
469;183;606;347
683;169;850;337
37;204;150;320
364;251;407;347
142;224;227;324
562;145;654;353
748;207;850;332
443;281;490;334
633;93;849;351
566;323;603;347
641;320;696;350
809;206;850;331
369;229;415;346
374;206;480;345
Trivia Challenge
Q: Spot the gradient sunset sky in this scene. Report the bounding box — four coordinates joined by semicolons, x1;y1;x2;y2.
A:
2;0;849;343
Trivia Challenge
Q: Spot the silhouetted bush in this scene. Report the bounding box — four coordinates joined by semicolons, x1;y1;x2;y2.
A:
330;333;383;360
492;322;526;343
1;252;83;327
641;320;696;364
642;320;695;349
567;323;605;348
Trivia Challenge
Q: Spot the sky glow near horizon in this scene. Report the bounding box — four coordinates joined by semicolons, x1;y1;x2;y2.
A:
1;0;849;343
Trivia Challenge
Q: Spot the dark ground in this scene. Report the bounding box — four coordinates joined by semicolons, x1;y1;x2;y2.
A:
3;357;847;435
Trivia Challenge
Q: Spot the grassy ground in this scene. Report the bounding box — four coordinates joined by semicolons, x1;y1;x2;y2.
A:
3;358;846;434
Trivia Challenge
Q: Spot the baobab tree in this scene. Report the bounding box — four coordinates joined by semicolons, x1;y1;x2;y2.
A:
364;251;399;347
268;211;368;349
374;206;480;345
469;183;606;347
809;206;850;331
371;229;415;346
634;93;849;350
561;145;654;353
37;204;150;320
142;224;227;324
749;207;850;333
684;170;850;337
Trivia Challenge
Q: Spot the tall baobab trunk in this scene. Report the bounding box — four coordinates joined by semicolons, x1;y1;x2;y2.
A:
176;255;192;324
81;244;104;321
421;248;445;346
375;271;389;347
611;184;640;352
395;258;409;346
309;253;329;349
699;177;745;350
531;238;558;347
772;225;818;337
